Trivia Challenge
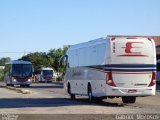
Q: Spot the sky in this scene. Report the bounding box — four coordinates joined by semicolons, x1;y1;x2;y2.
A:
0;0;160;60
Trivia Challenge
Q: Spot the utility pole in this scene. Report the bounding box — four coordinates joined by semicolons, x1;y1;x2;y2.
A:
24;51;26;56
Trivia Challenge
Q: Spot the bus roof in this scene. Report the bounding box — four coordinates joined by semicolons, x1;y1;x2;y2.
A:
68;38;107;51
6;60;32;65
41;67;54;71
107;35;153;40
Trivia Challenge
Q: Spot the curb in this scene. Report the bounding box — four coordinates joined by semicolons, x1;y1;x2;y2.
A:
6;86;32;94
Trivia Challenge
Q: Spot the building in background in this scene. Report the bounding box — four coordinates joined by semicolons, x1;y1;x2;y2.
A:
150;36;160;59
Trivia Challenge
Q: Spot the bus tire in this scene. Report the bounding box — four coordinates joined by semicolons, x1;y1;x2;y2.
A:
88;84;94;102
129;97;136;103
68;83;75;100
122;96;136;104
122;96;129;103
95;97;103;102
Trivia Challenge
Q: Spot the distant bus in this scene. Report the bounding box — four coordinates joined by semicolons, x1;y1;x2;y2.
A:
38;68;54;83
61;36;156;104
3;60;33;87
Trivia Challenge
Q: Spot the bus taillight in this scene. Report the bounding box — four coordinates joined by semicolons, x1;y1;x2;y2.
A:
148;72;156;87
106;72;116;87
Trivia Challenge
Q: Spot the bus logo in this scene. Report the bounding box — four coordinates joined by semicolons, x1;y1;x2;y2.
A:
119;42;148;57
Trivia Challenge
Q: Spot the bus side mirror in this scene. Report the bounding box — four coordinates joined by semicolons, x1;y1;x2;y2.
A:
59;55;68;67
59;57;63;67
59;55;68;75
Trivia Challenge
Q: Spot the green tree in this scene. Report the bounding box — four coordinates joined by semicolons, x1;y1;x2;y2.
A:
0;57;11;66
20;52;51;72
0;69;3;81
48;45;70;72
20;45;70;74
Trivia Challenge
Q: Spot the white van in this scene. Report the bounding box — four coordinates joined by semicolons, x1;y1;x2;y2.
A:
61;36;156;103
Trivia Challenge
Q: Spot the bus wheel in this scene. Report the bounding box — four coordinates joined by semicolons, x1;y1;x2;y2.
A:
88;85;94;102
122;96;136;104
68;84;75;100
70;93;75;100
122;96;129;103
95;97;103;102
129;97;136;103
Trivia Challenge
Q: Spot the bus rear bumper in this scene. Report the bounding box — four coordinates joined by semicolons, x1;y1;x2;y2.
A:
106;85;156;96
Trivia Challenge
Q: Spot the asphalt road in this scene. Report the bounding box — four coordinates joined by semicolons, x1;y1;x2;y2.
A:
0;82;160;119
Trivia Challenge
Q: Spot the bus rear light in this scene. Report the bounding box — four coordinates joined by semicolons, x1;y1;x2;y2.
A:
148;72;156;87
106;72;116;87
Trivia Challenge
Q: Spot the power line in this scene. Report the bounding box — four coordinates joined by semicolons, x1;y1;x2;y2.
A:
0;51;30;58
0;51;29;54
0;52;24;53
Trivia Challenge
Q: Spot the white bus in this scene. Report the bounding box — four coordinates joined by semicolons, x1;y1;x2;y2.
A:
60;36;156;103
38;67;54;83
3;60;33;87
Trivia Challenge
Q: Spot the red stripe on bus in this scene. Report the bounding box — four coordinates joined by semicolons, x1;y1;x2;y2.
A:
118;54;148;57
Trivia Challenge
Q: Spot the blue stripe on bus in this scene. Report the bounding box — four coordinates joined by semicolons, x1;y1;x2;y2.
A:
88;64;156;72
